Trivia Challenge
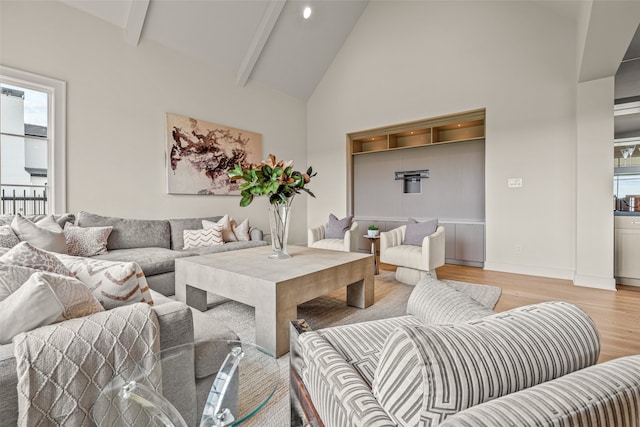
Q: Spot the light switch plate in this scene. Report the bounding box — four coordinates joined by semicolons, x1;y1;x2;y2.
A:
508;178;523;188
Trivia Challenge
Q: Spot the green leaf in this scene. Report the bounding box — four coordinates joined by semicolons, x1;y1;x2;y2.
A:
240;194;253;207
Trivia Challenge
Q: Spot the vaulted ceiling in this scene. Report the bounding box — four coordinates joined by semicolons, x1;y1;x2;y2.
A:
60;0;368;101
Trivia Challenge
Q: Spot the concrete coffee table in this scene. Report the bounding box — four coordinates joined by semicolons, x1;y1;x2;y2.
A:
175;246;374;357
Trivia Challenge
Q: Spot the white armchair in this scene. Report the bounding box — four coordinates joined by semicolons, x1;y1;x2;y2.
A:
380;225;445;285
308;221;359;252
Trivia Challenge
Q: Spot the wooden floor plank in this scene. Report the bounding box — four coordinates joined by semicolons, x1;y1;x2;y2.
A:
381;262;640;363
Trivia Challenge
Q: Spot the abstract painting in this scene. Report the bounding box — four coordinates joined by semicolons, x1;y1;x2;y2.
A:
166;113;262;195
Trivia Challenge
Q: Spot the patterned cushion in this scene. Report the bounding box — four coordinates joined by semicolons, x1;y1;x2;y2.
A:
0;242;73;276
406;276;496;324
0;271;104;344
232;218;250;241
402;217;438;246
318;316;424;386
63;224;113;257
11;214;67;253
0;225;19;248
57;255;154;310
299;331;396;427
440;355;640;426
372;301;600;426
184;227;223;249
325;214;353;239
203;215;237;242
0;264;40;301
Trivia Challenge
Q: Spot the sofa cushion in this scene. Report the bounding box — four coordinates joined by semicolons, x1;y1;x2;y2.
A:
183;227;223;249
76;211;171;250
0;213;75;229
182;240;267;256
309;238;347;252
92;247;194;276
0;225;19;248
381;244;426;270
0;242;73;276
317;315;423;387
403;217;438;246
440;355;640;427
325;214;353;239
0;271;104;344
203;214;237;243
232;218;251;241
406;277;496;324
11;214;67;253
168;216;222;250
372;301;600;427
63;224;113;257
57;254;154;309
0;264;40;301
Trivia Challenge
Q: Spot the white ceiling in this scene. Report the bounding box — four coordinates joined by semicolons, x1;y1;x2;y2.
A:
60;0;368;101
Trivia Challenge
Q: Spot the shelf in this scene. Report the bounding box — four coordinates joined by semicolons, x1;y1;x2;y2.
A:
349;109;485;155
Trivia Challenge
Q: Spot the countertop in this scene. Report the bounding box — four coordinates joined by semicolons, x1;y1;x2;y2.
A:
614;211;640;216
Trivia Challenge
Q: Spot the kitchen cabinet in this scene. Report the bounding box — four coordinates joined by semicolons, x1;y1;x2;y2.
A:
615;215;640;286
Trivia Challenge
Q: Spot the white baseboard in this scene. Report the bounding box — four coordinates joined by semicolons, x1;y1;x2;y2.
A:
484;262;618;291
483;262;574;281
573;274;617;291
615;276;640;287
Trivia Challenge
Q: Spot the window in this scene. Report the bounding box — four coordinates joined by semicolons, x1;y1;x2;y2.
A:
0;66;66;215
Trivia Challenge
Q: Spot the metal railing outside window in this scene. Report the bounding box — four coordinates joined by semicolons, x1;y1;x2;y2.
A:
0;184;48;215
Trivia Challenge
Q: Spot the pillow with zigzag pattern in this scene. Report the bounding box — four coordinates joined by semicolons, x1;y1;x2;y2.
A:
183;226;223;249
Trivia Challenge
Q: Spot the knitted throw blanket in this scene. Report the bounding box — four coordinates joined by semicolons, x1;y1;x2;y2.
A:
14;303;160;426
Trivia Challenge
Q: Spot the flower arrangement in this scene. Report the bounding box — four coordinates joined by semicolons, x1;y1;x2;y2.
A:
227;154;317;207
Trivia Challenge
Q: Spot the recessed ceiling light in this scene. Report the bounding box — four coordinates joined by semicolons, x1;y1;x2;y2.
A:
303;6;312;19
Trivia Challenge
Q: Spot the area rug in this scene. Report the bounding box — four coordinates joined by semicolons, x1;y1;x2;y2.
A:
200;271;500;426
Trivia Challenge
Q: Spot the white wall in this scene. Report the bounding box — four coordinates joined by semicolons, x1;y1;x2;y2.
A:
308;1;580;279
0;0;309;244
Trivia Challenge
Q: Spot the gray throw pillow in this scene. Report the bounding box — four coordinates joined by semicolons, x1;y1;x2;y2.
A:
325;214;353;239
403;218;438;246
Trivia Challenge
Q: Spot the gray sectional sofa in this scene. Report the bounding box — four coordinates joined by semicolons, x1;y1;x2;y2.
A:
75;211;267;296
0;211;267;425
291;277;640;426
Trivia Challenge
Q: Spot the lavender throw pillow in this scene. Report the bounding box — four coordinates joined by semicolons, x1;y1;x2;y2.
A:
325;214;353;239
403;218;438;246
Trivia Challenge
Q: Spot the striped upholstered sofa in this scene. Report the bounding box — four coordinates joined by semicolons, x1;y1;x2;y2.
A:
290;277;640;426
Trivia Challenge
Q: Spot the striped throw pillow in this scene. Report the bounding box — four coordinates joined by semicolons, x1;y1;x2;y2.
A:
372;301;600;426
183;227;223;249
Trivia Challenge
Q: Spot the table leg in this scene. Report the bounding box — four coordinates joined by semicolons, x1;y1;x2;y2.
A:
255;303;297;357
346;275;374;308
371;239;379;275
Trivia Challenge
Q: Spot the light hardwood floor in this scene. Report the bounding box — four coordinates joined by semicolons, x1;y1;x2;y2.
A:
380;262;640;363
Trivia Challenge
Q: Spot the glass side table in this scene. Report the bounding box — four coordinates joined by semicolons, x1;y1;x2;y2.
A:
93;340;280;427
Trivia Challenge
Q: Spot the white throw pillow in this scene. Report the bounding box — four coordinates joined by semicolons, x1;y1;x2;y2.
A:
63;223;113;257
57;254;155;310
0;271;104;344
203;215;237;242
0;241;73;276
232;218;251;241
0;225;19;248
183;227;224;249
11;214;67;253
0;264;40;302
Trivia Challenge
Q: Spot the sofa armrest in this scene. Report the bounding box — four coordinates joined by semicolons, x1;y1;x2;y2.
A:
343;221;359;252
151;301;194;350
249;226;263;241
420;225;445;270
307;224;326;246
440;354;640;426
380;225;405;260
298;331;394;427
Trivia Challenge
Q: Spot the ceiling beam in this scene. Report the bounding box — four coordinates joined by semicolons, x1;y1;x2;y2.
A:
236;0;287;87
124;0;150;47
